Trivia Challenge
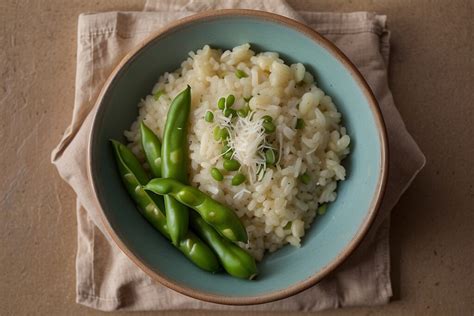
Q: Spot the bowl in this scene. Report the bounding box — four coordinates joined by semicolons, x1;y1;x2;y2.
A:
88;9;388;305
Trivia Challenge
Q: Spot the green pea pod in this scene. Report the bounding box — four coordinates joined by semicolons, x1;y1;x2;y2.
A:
162;86;192;245
190;212;257;280
144;178;248;243
140;122;162;178
111;140;220;273
177;230;220;272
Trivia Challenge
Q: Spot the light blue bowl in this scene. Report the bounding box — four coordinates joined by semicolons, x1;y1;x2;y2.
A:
89;9;388;305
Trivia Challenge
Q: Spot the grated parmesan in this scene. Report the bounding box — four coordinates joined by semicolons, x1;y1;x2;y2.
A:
233;188;251;200
226;112;268;182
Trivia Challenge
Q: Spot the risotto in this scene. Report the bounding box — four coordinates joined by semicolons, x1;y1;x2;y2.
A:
124;44;350;261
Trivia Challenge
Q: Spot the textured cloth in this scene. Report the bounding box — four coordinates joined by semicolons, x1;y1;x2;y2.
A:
51;0;425;311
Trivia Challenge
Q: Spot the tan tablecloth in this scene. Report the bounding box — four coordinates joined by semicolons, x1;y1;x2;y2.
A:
51;0;425;311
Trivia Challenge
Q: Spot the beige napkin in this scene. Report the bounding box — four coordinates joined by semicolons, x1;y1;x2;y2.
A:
51;0;425;311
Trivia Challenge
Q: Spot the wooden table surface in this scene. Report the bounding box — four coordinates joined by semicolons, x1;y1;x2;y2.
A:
1;0;473;315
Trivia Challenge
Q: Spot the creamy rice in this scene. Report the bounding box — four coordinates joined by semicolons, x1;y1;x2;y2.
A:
124;44;350;260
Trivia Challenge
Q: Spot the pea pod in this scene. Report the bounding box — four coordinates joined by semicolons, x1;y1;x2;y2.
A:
111;140;220;272
140;122;162;178
162;86;192;245
190;212;257;280
144;178;248;243
176;230;220;272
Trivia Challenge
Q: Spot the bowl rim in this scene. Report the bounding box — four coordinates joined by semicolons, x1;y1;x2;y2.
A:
88;8;389;306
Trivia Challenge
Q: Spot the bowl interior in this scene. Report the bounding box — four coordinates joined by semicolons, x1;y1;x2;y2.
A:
90;12;384;302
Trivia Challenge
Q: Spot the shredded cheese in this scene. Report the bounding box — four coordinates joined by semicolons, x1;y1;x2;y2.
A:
226;112;267;182
233;188;251;200
212;109;280;183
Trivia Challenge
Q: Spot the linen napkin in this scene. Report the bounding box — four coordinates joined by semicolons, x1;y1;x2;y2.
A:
51;0;425;311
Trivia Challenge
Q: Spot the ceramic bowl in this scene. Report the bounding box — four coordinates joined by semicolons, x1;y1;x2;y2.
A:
88;9;388;305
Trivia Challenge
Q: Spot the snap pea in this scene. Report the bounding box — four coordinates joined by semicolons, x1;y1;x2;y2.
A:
176;230;220;272
210;167;223;181
318;203;327;215
223;149;234;160
237;105;250;118
162;85;191;245
110;140;220;272
217;97;226;110
223;159;240;171
222;108;231;117
213;126;229;142
223;108;237;118
221;144;233;160
140;122;162;178
264;148;276;165
263;121;276;133
221;145;230;154
219;127;229;141
231;173;246;186
190;212;257;280
204;111;214;123
226;94;235;107
145;178;248;243
213;126;222;141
